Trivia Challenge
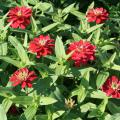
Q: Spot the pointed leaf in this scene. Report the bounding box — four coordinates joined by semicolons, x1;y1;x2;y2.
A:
86;24;103;34
42;23;59;33
40;97;57;105
31;16;38;33
96;71;109;89
11;96;33;105
22;104;37;120
0;56;21;68
8;36;30;65
62;3;75;15
2;98;12;113
0;105;7;120
0;42;7;55
55;36;66;59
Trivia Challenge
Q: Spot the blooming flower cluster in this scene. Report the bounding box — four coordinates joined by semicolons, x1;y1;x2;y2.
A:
67;40;96;67
1;1;120;119
7;6;120;101
8;6;32;29
102;76;120;98
9;68;37;89
86;7;109;24
29;35;54;58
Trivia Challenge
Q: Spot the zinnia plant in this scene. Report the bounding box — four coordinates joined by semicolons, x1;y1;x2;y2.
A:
86;7;109;24
0;0;120;120
102;76;120;98
29;35;54;58
9;68;37;89
7;6;32;29
67;40;96;67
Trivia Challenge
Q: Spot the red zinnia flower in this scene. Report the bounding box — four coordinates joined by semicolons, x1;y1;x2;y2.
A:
101;76;120;98
67;40;96;67
29;35;54;58
7;6;32;29
8;105;18;115
86;7;109;24
9;68;37;89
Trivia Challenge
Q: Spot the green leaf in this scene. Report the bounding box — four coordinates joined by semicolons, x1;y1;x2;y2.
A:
88;109;102;118
35;115;48;120
55;36;66;59
96;71;109;89
42;22;59;33
98;51;108;65
90;90;107;99
103;52;116;67
34;2;52;12
0;105;7;120
0;87;13;98
77;85;87;103
11;96;33;105
80;70;90;87
21;0;28;6
55;64;66;76
87;33;93;41
3;22;12;31
8;36;30;65
80;102;96;113
22;104;37;120
23;33;28;48
111;113;120;120
110;64;120;71
65;51;74;60
108;101;120;114
87;1;94;10
98;98;108;113
0;42;7;55
2;98;12;113
40;97;57;105
0;56;21;68
52;110;65;120
62;3;75;15
71;85;87;103
105;114;112;120
88;98;108;118
31;16;38;33
93;28;101;44
101;44;116;51
86;24;103;34
27;0;39;5
72;33;82;41
70;9;85;20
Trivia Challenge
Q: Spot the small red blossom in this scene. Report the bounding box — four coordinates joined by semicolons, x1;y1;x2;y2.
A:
9;68;37;89
67;40;96;67
102;76;120;98
8;105;18;115
7;6;32;29
29;35;54;58
86;7;109;24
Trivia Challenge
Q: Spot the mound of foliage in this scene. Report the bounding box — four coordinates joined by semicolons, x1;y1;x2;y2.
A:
0;0;120;120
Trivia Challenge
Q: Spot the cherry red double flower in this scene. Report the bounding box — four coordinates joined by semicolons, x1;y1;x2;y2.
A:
8;6;32;29
102;76;120;98
86;7;109;24
9;68;37;89
29;35;54;58
67;40;96;67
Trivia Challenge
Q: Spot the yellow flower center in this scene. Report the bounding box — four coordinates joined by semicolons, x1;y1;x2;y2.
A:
76;45;84;52
94;10;102;16
39;40;46;46
17;72;28;81
112;82;120;90
17;11;22;17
